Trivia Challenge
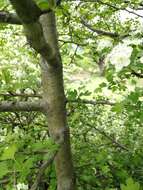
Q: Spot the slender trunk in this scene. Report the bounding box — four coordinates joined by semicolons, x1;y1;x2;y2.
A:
40;12;76;190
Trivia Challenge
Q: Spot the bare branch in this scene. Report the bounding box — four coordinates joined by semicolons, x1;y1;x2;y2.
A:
0;93;115;106
0;92;42;98
131;70;143;78
0;101;44;112
68;99;115;106
66;0;143;19
87;123;129;151
30;149;59;190
69;45;79;65
0;11;21;24
0;178;9;184
98;0;143;19
58;39;87;46
81;19;119;38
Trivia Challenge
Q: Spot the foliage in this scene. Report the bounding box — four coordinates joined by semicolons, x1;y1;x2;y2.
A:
121;178;140;190
0;0;143;189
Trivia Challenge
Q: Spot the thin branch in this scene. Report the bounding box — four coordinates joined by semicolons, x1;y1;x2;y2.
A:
0;178;10;184
30;149;59;190
58;39;87;46
81;19;118;38
68;99;115;106
66;0;143;19
98;0;143;19
87;123;129;151
69;45;79;65
81;19;129;39
131;70;143;78
0;101;44;112
0;93;42;98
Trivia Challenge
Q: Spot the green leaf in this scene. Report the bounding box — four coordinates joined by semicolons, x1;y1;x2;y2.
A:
31;139;57;152
67;89;78;99
21;158;35;178
121;178;140;190
128;91;140;103
34;0;56;10
1;144;17;160
112;102;124;113
0;162;9;179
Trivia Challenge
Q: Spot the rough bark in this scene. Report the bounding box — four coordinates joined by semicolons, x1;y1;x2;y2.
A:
40;12;76;190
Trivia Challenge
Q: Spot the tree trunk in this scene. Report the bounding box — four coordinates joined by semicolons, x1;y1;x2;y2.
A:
40;12;76;190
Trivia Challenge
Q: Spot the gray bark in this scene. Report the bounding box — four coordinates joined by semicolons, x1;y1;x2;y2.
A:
0;101;44;112
8;0;76;189
40;13;76;190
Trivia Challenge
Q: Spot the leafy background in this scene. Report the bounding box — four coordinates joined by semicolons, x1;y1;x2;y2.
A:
0;0;143;189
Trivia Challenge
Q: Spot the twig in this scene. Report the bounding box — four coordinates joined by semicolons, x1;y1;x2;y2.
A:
69;45;79;65
98;0;143;19
58;39;87;46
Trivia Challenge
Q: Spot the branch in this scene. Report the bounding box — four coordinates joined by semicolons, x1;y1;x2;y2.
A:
81;19;119;38
0;93;115;106
30;149;59;190
81;19;130;39
68;99;115;106
98;0;143;19
0;92;42;98
0;101;44;112
87;123;129;151
0;11;21;24
9;0;42;24
58;39;87;46
131;70;143;78
9;0;56;64
69;45;79;65
66;0;143;19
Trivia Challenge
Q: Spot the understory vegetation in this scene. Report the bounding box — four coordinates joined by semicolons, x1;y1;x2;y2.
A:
0;0;143;190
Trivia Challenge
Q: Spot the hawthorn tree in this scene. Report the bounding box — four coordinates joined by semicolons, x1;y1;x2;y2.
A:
0;0;143;190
